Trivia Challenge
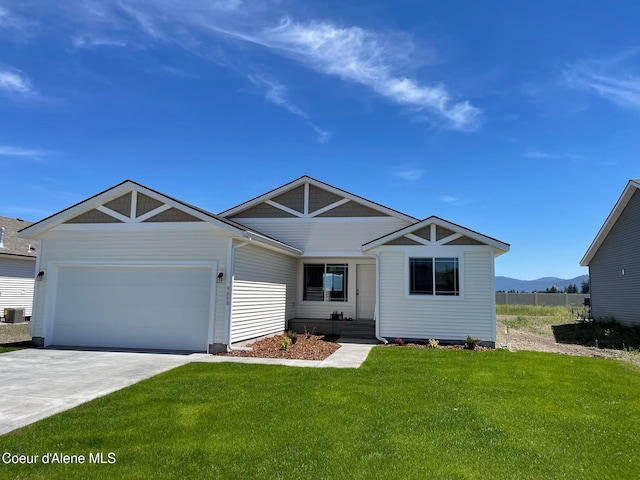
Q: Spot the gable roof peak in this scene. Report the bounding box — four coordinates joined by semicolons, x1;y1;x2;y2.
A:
219;175;418;222
581;179;640;266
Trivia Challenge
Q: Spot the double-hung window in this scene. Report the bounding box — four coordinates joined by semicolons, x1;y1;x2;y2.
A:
304;264;348;302
409;257;459;296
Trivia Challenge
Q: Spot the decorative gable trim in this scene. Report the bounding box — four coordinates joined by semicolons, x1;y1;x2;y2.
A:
104;193;132;217
364;216;510;256
272;185;305;213
20;180;302;257
231;202;297;218
64;209;123;224
221;175;418;222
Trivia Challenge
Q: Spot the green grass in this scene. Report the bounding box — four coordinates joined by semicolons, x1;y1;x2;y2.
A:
2;348;640;479
0;342;32;353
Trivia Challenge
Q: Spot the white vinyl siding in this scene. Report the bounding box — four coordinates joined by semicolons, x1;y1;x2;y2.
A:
231;281;286;343
30;224;230;344
232;218;411;256
0;257;36;317
378;248;495;342
231;243;297;342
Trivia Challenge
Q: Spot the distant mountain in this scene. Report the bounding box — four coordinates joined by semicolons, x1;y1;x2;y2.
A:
495;275;589;293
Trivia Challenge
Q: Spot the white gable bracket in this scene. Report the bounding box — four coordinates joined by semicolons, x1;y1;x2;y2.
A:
437;233;463;245
405;233;430;245
130;191;138;219
135;204;172;223
309;198;350;217
96;206;134;223
264;200;303;217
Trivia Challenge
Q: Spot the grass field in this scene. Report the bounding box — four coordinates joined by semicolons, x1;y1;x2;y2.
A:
2;347;639;479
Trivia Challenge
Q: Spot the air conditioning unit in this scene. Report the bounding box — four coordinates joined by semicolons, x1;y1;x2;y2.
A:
3;308;25;323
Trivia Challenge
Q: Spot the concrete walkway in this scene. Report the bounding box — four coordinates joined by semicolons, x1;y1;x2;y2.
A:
194;338;378;369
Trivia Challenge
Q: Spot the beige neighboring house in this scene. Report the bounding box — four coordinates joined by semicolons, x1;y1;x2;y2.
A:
19;176;509;351
0;216;37;320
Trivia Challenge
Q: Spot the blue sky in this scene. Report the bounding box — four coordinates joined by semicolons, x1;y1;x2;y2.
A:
1;1;639;280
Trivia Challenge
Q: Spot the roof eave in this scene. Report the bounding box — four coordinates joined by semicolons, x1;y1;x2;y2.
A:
580;180;640;266
19;180;250;240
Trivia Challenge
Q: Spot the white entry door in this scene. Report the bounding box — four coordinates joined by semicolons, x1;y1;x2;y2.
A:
356;264;376;319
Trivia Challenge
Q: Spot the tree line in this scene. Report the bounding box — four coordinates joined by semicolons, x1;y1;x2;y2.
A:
502;280;590;294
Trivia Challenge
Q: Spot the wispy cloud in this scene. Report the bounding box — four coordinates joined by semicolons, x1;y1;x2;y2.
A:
525;151;561;160
248;74;330;143
394;168;425;181
0;67;36;97
248;74;308;118
439;195;466;206
73;35;127;49
525;150;581;161
564;48;640;111
0;145;51;160
23;2;479;131
0;6;36;38
250;18;481;130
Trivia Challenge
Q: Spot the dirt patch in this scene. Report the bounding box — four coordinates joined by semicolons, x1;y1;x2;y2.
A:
222;334;341;361
497;316;639;366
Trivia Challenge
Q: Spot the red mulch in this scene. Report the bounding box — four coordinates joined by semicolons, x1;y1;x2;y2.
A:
221;334;341;361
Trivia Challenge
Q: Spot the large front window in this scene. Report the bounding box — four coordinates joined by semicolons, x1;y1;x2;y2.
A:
304;264;348;301
410;257;459;296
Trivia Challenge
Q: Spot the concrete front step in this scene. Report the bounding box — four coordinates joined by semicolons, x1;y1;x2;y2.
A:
288;319;376;339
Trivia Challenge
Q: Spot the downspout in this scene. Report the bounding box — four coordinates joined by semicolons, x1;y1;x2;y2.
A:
365;251;387;344
225;235;252;351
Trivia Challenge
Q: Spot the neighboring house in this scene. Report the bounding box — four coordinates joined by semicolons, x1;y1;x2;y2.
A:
580;179;640;325
20;176;509;352
0;216;37;320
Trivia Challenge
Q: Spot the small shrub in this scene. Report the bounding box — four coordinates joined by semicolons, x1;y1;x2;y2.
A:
428;338;440;349
465;336;481;350
303;325;316;339
285;330;298;344
280;336;291;351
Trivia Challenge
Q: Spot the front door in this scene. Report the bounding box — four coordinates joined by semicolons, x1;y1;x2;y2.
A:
356;264;376;319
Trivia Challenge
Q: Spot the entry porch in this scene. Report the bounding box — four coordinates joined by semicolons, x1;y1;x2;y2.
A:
287;318;377;340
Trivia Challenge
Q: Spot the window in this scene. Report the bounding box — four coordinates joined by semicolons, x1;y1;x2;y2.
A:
304;264;348;301
409;257;459;296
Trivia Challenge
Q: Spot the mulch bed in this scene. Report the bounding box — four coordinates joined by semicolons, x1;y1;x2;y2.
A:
222;334;341;361
384;342;491;351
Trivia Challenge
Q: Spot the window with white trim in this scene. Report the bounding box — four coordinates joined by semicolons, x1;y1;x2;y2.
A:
409;257;459;296
303;263;348;301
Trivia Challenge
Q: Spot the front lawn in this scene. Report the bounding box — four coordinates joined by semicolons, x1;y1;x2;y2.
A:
2;348;639;479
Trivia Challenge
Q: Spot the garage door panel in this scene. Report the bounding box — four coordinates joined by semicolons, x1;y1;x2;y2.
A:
51;266;213;351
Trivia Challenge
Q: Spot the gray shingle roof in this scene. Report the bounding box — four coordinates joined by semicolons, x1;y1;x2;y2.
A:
0;216;37;258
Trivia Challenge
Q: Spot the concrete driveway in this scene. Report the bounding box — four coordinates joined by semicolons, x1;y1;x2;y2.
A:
0;348;206;436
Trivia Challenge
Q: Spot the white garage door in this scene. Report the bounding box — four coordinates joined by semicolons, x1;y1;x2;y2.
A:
51;265;213;351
